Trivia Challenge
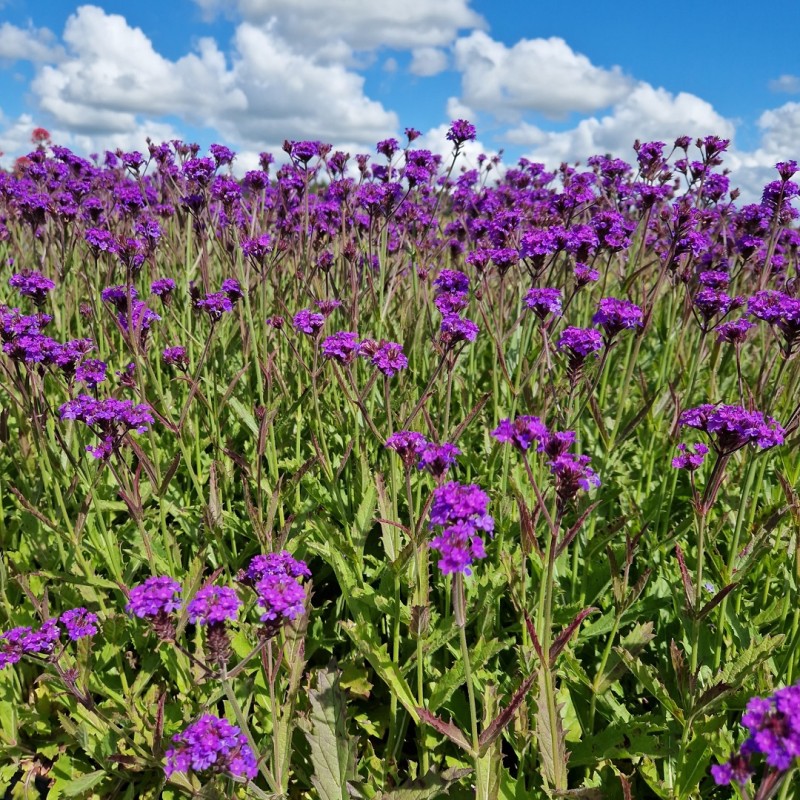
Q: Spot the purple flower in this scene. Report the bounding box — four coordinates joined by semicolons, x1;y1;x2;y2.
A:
671;442;709;471
385;430;427;468
371;340;408;377
548;454;601;504
126;576;182;618
165;715;257;779
256;574;306;623
440;314;479;347
592;297;643;337
0;627;31;669
162;346;188;370
292;309;325;336
716;318;755;344
741;684;800;770
417;442;461;479
524;288;562;319
679;404;785;454
433;270;470;295
221;278;243;302
748;290;800;352
557;327;604;360
101;285;137;312
434;292;469;315
196;292;233;322
21;619;60;654
75;358;107;387
117;300;160;341
446;119;477;146
540;430;576;459
710;753;754;787
59;396;154;456
321;331;360;365
698;270;730;288
315;298;342;317
9;271;55;306
60;608;98;640
428;481;493;575
151;278;176;298
241;234;272;262
693;288;741;321
187;586;241;625
492;416;548;451
243;551;311;585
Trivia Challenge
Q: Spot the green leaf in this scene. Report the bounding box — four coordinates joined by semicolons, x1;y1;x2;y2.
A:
719;634;785;689
614;647;684;724
535;672;568;792
340;620;419;723
373;767;472;800
428;637;508;713
300;664;356;800
228;397;259;436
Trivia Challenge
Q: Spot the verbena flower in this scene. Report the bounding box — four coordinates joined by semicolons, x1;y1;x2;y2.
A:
433;270;470;296
671;442;709;471
126;576;182;618
446;119;477;146
548;454;601;505
679;404;784;454
557;327;604;359
428;481;494;575
162;346;188;370
385;431;427;468
540;430;577;459
440;314;479;347
592;297;644;337
416;442;461;479
256;574;306;623
20;619;60;655
693;288;742;321
371;340;408;376
9;271;55;306
187;586;241;625
165;715;257;780
524;288;562;319
221;278;243;302
75;358;107;387
321;331;360;364
151;278;176;298
243;551;311;585
716;318;755;344
492;416;548;451
60;608;99;640
292;309;325;336
196;292;233;322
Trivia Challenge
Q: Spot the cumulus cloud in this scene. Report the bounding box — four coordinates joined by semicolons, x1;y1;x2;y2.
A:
30;5;245;133
509;83;734;164
0;21;63;63
22;5;396;153
193;0;485;55
454;31;633;119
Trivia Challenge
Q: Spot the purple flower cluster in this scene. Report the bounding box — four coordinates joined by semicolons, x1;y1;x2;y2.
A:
126;576;182;618
151;277;176;298
491;416;548;451
385;431;461;479
165;714;257;780
59;395;154;459
162;345;188;370
9;271;55;306
712;683;800;787
370;340;408;377
240;552;310;626
671;442;709;471
716;318;755;344
321;331;360;364
557;327;604;364
196;291;234;322
292;309;325;336
432;270;478;348
524;288;563;320
748;290;800;354
428;481;494;575
60;608;99;640
592;297;644;337
678;404;784;454
187;586;241;625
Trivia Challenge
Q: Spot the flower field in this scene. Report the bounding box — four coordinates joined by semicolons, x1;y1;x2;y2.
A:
1;125;799;799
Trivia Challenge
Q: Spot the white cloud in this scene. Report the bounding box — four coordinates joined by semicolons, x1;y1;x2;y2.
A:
193;0;485;55
769;74;800;94
454;31;633;119
30;5;245;133
223;23;397;147
409;47;448;77
22;5;396;153
0;21;63;63
511;82;734;164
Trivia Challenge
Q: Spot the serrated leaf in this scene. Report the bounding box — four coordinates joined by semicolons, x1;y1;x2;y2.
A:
428;637;508;713
594;622;655;693
615;648;684;723
718;634;785;688
228;397;259;436
302;665;356;800
373;767;472;800
416;708;472;753
535;672;568;791
340;620;419;723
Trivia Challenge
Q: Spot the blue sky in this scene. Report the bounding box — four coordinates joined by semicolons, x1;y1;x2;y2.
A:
0;0;798;198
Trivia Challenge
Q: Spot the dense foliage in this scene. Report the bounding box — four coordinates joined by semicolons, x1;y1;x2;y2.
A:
1;127;799;799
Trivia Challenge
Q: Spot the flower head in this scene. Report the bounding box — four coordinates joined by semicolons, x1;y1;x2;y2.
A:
592;297;643;337
548;453;601;505
187;586;241;625
671;442;709;471
679;404;784;454
371;340;408;377
417;442;461;479
126;576;182;619
165;715;257;779
9;271;55;306
321;331;360;364
385;431;427;469
524;288;562;319
557;327;604;359
492;416;548;451
292;309;325;336
60;608;99;640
